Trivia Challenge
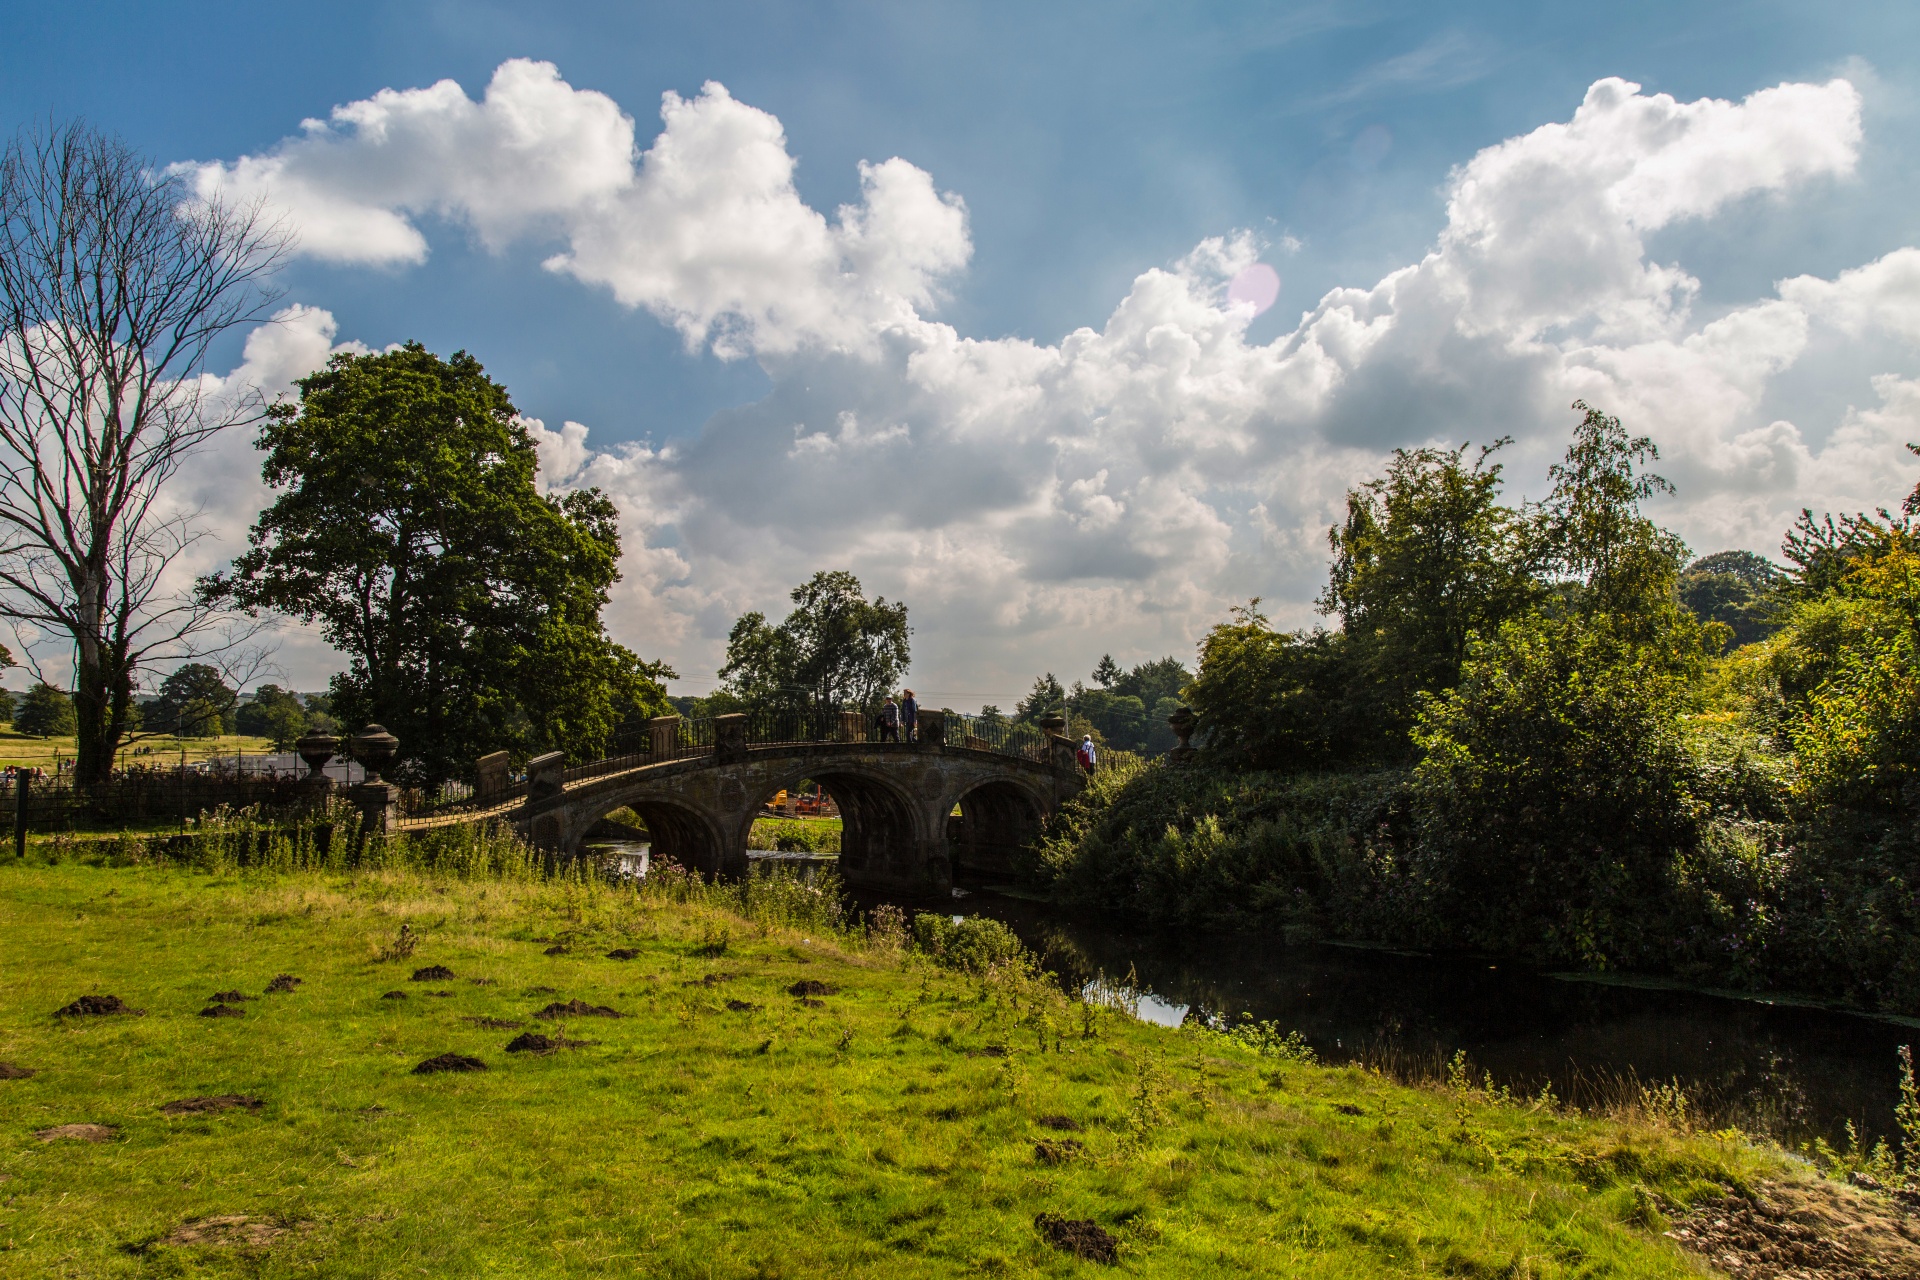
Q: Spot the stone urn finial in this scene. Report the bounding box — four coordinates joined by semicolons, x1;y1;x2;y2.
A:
1167;706;1197;763
348;723;399;783
1038;712;1067;737
294;731;338;789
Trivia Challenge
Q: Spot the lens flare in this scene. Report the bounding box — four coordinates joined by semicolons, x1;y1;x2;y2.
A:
1226;262;1280;316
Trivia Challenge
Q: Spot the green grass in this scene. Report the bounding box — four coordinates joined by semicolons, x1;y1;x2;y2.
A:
0;851;1791;1277
0;732;275;771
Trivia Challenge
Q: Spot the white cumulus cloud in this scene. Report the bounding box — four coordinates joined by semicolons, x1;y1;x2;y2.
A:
179;66;1920;698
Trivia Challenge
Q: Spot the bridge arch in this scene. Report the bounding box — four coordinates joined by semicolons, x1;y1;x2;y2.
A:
946;776;1049;884
511;738;1085;894
736;763;926;888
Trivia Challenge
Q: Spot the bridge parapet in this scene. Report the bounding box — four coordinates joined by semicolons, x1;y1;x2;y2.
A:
396;707;1088;894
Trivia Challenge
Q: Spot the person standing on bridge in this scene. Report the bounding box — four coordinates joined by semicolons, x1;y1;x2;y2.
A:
1077;734;1097;773
879;697;901;742
900;689;918;742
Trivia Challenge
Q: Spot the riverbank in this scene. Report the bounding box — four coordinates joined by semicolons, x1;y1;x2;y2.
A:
0;855;1907;1276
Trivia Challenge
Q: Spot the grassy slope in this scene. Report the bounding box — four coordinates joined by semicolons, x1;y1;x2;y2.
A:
0;861;1781;1278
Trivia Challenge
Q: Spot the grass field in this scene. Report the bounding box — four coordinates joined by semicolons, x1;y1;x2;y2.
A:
0;732;275;772
0;847;1840;1277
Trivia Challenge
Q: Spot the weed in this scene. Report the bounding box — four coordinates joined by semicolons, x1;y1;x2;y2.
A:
374;923;419;962
1898;1044;1920;1188
695;920;732;957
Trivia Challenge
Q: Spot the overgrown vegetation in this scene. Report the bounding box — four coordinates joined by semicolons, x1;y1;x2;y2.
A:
1036;407;1920;1014
0;852;1832;1276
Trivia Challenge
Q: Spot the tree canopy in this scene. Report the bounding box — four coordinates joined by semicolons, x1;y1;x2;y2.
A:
206;343;671;783
149;663;237;738
15;683;75;737
235;684;309;751
719;571;910;710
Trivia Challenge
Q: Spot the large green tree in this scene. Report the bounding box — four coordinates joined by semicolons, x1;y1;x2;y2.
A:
149;662;236;738
206;344;671;783
1320;440;1538;749
14;682;75;737
719;571;909;711
235;684;308;750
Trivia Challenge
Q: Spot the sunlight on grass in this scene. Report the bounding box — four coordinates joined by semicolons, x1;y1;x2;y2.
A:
0;846;1795;1276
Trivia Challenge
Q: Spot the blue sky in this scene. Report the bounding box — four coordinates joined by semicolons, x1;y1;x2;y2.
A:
7;2;1920;700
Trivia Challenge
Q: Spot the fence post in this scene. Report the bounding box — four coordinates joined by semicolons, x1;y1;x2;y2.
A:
13;770;25;859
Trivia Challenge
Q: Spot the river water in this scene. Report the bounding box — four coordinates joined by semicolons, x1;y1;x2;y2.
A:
954;890;1918;1150
589;839;1915;1149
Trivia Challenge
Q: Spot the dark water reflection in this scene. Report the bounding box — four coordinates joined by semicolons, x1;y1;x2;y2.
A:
937;891;1917;1149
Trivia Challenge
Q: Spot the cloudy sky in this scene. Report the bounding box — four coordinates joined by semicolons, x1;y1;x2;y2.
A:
8;1;1920;705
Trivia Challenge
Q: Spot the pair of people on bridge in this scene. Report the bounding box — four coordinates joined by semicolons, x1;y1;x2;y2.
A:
878;690;918;742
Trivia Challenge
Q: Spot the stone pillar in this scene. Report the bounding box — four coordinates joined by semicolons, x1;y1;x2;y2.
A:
838;710;866;743
295;732;338;811
346;724;399;837
1167;706;1197;764
474;751;510;799
526;751;566;802
918;708;946;748
714;713;747;762
649;715;681;761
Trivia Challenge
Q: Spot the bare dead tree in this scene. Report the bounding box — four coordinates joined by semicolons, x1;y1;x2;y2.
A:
0;120;286;786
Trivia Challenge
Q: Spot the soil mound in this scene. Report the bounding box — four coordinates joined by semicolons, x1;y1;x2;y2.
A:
410;965;455;982
1035;1213;1117;1264
264;974;301;993
0;1063;36;1079
787;980;838;997
163;1214;291;1247
56;994;139;1017
468;977;497;986
207;991;255;1004
725;1000;760;1012
543;945;568;956
159;1095;262;1115
505;1032;587;1053
606;948;640;960
534;999;622;1019
412;1052;487;1074
1036;1115;1082;1132
198;1004;243;1018
380;991;407;1000
1666;1181;1920;1280
1034;1138;1085;1166
463;1016;522;1029
1335;1103;1365;1116
35;1123;115;1143
685;973;733;987
524;985;558;995
426;990;454;998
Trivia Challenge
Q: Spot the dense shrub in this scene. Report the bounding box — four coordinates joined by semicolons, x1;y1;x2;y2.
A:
911;913;1028;973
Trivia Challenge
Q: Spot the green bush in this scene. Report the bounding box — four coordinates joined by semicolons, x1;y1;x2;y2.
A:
910;912;1028;973
746;818;841;854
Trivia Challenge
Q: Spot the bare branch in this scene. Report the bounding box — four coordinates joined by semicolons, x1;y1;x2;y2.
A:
0;119;288;783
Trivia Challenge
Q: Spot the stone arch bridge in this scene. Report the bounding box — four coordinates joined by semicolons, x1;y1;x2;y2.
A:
397;710;1088;896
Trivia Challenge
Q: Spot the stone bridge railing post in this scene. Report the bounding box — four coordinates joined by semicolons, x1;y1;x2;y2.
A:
714;713;747;762
475;751;510;799
649;715;681;761
918;708;946;748
837;710;866;743
526;751;565;802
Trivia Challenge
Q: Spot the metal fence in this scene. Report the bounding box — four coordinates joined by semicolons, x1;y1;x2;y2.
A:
3;768;313;832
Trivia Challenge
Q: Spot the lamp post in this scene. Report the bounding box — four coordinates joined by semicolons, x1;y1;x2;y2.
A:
346;724;400;837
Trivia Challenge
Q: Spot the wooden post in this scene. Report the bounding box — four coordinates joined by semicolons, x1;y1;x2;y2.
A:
13;769;26;859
